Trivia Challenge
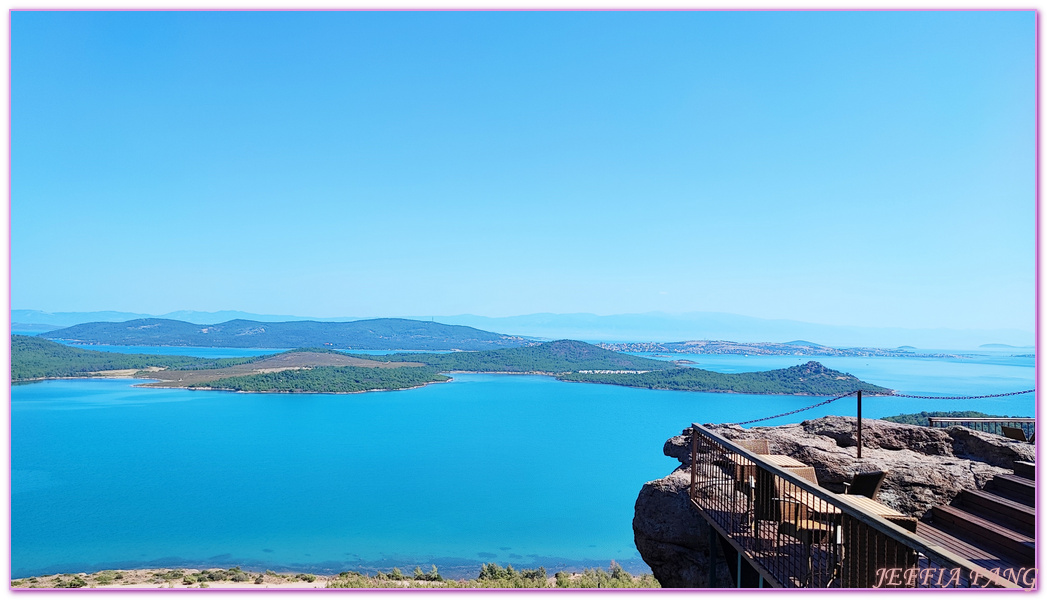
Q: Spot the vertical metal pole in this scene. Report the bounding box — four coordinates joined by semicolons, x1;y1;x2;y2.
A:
856;390;863;459
708;526;717;588
691;427;698;502
737;553;742;588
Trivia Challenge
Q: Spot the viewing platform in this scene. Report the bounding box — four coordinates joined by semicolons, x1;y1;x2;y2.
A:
687;423;1034;589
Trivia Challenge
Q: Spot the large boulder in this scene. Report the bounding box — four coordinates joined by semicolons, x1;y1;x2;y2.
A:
632;464;731;588
634;416;1031;587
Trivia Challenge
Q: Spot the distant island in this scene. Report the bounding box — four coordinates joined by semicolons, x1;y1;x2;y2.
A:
12;337;889;396
597;340;970;358
39;317;531;351
558;360;893;396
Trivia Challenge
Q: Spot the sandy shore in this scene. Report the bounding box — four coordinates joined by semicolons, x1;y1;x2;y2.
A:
12;568;332;589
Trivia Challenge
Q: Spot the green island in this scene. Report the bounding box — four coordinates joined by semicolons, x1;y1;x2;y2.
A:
364;339;675;372
557;360;893;395
195;365;450;393
12;336;890;396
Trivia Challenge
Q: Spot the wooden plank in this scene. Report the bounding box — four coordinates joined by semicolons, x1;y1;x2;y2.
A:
956;489;1035;535
1013;461;1035;480
915;523;1033;585
990;474;1035;506
931;505;1034;562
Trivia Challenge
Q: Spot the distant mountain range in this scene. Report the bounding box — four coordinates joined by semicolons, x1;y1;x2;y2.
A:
40;318;530;351
12;309;353;328
14;309;1033;349
424;313;1033;349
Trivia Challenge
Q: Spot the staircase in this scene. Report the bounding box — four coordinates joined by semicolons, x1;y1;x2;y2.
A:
914;461;1035;587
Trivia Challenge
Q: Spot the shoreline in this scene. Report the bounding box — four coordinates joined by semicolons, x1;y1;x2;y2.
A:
12;565;658;589
175;377;454;394
13;371;895;397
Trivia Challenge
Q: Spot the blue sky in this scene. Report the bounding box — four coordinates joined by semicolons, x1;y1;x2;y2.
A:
11;10;1035;332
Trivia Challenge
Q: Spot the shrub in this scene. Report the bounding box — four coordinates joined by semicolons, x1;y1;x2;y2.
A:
254;575;264;585
297;573;316;582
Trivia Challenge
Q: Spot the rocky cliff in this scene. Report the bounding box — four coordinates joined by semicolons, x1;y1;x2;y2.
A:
634;416;1035;588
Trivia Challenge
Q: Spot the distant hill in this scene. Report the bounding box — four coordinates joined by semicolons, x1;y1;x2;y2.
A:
596;340;928;358
40;318;529;351
372;339;677;373
12;309;357;327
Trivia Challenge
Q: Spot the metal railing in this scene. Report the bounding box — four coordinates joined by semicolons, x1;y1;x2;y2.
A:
688;423;1019;589
927;417;1035;441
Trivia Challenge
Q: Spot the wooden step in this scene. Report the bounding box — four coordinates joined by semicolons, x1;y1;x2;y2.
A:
1013;461;1035;480
954;489;1035;537
931;505;1034;562
989;474;1036;507
914;522;1035;587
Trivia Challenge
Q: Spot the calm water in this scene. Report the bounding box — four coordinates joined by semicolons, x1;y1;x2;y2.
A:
10;350;1036;578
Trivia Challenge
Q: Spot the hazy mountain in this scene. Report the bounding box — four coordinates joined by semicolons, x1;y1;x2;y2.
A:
421;312;1034;350
15;309;1033;350
41;318;529;351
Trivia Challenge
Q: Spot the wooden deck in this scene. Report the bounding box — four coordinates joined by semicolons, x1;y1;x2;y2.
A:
689;424;1030;589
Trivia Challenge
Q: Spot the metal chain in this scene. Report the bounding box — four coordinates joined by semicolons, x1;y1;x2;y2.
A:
733;391;857;426
732;388;1035;426
886;389;1035;400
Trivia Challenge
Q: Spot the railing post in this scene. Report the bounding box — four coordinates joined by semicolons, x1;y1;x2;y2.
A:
691;427;698;502
708;523;717;587
856;390;863;459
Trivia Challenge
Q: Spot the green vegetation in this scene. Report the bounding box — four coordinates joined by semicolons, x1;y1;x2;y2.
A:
193;366;449;393
11;335;252;381
880;410;1031;434
476;563;547;588
366;339;675;373
555;563;660;588
558;361;892;396
326;562;659;589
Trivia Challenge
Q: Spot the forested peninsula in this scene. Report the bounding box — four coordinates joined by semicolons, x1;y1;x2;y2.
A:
558;361;893;395
12;337;890;396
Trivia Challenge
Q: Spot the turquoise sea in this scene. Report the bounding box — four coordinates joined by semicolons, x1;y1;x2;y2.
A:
10;347;1035;579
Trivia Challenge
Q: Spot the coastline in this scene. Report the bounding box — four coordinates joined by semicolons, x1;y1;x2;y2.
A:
12;565;658;589
177;377;454;394
12;371;893;396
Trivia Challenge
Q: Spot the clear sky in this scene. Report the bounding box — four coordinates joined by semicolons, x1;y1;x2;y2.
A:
11;10;1035;332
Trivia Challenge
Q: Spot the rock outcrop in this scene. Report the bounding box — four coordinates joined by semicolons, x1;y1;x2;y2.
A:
633;416;1034;588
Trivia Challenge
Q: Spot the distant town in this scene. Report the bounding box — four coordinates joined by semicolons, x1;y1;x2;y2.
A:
596;340;971;358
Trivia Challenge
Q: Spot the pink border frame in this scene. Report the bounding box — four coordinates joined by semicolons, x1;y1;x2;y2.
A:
6;7;1038;590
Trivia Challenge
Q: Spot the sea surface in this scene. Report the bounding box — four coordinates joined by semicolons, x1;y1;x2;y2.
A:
10;348;1035;579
